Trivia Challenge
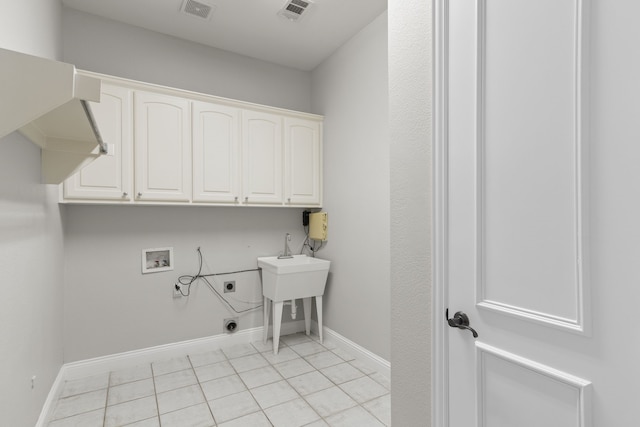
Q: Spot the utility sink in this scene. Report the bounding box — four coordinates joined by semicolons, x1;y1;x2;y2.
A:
258;254;330;274
257;255;330;301
258;254;330;354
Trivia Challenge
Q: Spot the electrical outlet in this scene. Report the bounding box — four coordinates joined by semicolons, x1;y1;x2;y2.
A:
223;281;236;293
224;318;238;333
173;284;182;298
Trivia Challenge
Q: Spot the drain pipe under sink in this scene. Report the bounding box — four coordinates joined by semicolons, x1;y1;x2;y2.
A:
285;299;298;319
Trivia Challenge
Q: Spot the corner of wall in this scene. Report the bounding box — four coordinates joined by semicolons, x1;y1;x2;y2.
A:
0;1;65;425
389;0;433;425
309;10;391;361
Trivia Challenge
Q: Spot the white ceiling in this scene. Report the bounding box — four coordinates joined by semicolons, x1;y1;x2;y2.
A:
61;0;387;71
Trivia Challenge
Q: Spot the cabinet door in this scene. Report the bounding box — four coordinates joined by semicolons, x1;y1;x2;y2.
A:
134;91;191;202
63;84;132;201
284;118;322;206
242;110;283;205
192;101;240;204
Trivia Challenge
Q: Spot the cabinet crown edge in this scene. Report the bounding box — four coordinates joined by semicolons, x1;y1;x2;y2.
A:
77;70;323;122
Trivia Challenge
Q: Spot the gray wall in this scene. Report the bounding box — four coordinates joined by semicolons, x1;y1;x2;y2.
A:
61;8;313;362
0;1;65;425
64;206;305;361
61;8;391;364
62;7;311;113
311;13;390;361
389;0;433;424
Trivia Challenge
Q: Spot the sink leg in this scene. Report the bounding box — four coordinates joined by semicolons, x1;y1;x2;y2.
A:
316;296;323;344
272;301;284;354
263;297;270;343
303;297;312;336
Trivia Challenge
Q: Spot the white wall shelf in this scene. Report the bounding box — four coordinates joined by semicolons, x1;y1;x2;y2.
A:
0;48;107;184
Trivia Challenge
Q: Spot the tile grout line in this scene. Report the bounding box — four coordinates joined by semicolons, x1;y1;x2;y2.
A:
336;371;391;426
102;372;111;427
294;334;392;425
281;337;351;426
51;334;390;427
224;342;275;426
149;361;163;427
187;352;218;426
248;342;277;427
47;376;112;426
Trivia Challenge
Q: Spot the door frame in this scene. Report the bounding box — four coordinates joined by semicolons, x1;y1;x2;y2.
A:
432;0;449;426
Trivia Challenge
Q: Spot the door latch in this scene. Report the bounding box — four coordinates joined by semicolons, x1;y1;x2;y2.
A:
446;309;479;338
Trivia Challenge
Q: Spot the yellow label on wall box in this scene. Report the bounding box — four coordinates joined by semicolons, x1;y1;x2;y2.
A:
309;212;328;241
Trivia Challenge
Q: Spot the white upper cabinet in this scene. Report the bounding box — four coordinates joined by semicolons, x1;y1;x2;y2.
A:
63;83;132;201
284;118;322;206
61;73;322;207
134;91;191;202
192;101;241;204
241;110;283;205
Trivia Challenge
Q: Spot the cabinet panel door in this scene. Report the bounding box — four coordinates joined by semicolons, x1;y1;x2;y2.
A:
242;110;283;205
192;101;240;204
284;118;322;206
134;91;191;202
63;84;132;201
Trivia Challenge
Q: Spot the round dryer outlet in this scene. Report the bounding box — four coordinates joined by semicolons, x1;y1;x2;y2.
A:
224;318;238;333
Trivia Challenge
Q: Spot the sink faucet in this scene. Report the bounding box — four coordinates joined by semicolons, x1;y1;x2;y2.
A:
278;233;293;259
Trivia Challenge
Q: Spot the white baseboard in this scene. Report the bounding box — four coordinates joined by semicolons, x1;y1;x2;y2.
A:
312;322;391;378
35;366;66;427
36;321;390;426
266;320;389;377
62;327;266;381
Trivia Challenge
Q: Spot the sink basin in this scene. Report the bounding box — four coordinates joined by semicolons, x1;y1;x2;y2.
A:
258;254;330;274
258;255;330;301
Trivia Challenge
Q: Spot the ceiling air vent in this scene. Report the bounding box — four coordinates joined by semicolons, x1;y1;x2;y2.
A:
180;0;215;20
278;0;313;22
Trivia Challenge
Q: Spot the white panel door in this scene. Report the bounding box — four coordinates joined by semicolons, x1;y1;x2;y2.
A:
134;91;191;202
63;84;132;201
284;118;322;206
192;101;241;204
242;110;283;205
441;0;600;425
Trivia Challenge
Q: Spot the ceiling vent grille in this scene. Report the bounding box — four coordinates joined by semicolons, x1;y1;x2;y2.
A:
278;0;313;21
180;0;215;20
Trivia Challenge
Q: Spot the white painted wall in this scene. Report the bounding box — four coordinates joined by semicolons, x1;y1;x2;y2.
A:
388;0;432;425
60;8;314;362
311;12;390;361
61;7;393;365
0;0;62;59
62;7;311;112
0;1;65;425
64;205;306;361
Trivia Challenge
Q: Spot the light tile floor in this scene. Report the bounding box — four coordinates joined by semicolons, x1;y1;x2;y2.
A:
47;333;390;427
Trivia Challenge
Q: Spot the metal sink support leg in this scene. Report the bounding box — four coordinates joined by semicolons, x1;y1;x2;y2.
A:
301;296;323;344
266;295;324;354
316;296;323;344
272;301;284;354
303;297;312;336
263;296;271;344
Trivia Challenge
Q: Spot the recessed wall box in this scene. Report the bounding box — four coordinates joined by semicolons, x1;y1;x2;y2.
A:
224;318;238;333
224;281;236;293
308;212;328;241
